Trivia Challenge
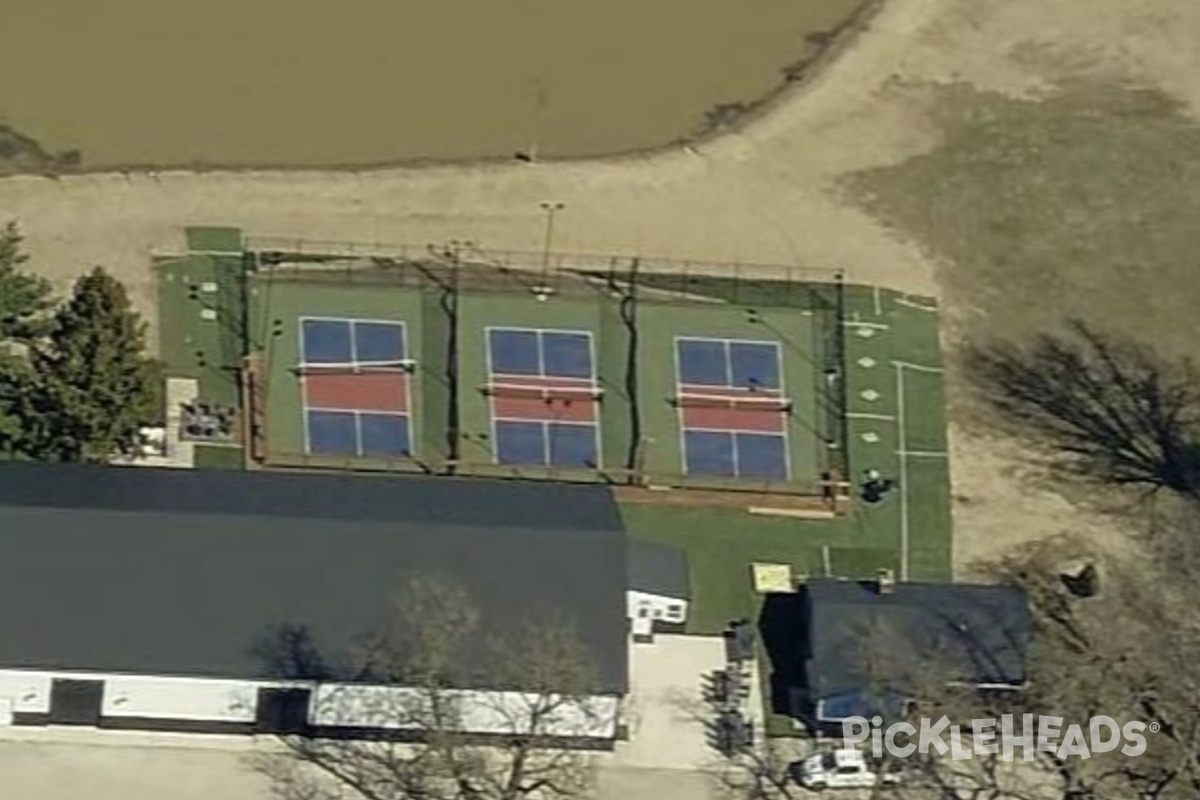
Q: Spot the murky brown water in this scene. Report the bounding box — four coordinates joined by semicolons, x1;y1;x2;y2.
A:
0;0;865;169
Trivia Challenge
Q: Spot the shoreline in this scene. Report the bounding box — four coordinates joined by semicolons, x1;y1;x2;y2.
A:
0;0;884;183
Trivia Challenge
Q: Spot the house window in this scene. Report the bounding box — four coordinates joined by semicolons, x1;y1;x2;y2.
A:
665;604;684;621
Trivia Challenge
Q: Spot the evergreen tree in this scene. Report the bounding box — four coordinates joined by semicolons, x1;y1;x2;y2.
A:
0;221;51;458
28;268;157;462
0;358;34;459
0;222;53;340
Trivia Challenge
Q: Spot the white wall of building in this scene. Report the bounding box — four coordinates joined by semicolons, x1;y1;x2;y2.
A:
627;590;688;626
0;669;620;740
311;685;620;738
101;675;260;722
0;671;52;714
0;669;283;723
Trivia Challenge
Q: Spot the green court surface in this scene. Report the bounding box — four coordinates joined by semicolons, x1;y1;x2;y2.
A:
235;250;843;489
154;251;249;411
624;284;952;635
252;278;438;471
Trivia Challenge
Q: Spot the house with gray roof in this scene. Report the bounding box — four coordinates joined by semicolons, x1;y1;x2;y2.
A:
765;575;1030;726
0;463;630;743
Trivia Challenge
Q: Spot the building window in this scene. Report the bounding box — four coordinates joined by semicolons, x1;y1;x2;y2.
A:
665;604;685;621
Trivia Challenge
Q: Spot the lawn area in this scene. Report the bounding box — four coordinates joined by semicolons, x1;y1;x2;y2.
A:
154;251;247;409
621;501;904;635
843;81;1200;364
193;445;246;470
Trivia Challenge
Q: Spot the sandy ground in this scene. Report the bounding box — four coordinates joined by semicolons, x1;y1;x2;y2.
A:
0;731;268;800
2;0;1193;324
0;732;726;800
0;0;1195;682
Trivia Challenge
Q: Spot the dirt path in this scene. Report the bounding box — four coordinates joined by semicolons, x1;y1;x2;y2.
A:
1;0;1195;575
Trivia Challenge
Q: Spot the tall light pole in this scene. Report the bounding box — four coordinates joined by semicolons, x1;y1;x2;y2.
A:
539;201;565;287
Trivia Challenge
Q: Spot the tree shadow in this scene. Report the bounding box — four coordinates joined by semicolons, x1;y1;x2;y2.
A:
251;622;340;681
964;319;1200;501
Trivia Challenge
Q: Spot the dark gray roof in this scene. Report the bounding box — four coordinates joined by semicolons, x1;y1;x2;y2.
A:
627;541;689;599
0;464;628;694
805;579;1030;699
0;462;619;530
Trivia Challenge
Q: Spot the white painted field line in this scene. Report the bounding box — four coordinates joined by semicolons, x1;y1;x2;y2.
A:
843;320;890;330
846;412;896;421
872;286;882;316
822;545;833;577
899;450;948;458
895;363;910;583
896;296;938;313
891;360;943;373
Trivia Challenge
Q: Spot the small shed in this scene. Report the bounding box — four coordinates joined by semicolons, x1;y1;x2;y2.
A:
627;541;691;636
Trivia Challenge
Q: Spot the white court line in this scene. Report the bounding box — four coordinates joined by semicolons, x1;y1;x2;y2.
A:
892;360;943;373
847;412;896;421
900;450;948;458
895;363;909;582
896;296;938;313
843;320;889;329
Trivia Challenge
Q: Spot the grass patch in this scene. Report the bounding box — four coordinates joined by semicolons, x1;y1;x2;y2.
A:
194;445;245;470
901;457;953;578
899;366;947;453
620;502;919;634
844;80;1200;361
186;227;244;253
827;546;898;576
622;504;844;634
154;254;246;408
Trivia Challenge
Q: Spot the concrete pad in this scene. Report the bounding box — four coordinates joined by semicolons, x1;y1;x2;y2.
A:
0;738;266;800
596;765;718;800
615;633;760;771
0;733;730;800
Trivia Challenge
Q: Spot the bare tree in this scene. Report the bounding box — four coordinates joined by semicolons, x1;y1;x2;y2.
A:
714;739;804;800
722;535;1200;800
254;574;611;800
893;517;1200;800
966;321;1200;498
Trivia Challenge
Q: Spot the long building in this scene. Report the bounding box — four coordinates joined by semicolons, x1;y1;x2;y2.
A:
0;462;638;743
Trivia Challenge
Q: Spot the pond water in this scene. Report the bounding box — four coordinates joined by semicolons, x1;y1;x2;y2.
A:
0;0;866;170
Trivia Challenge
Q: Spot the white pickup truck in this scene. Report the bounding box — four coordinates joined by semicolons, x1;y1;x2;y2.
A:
790;748;902;790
